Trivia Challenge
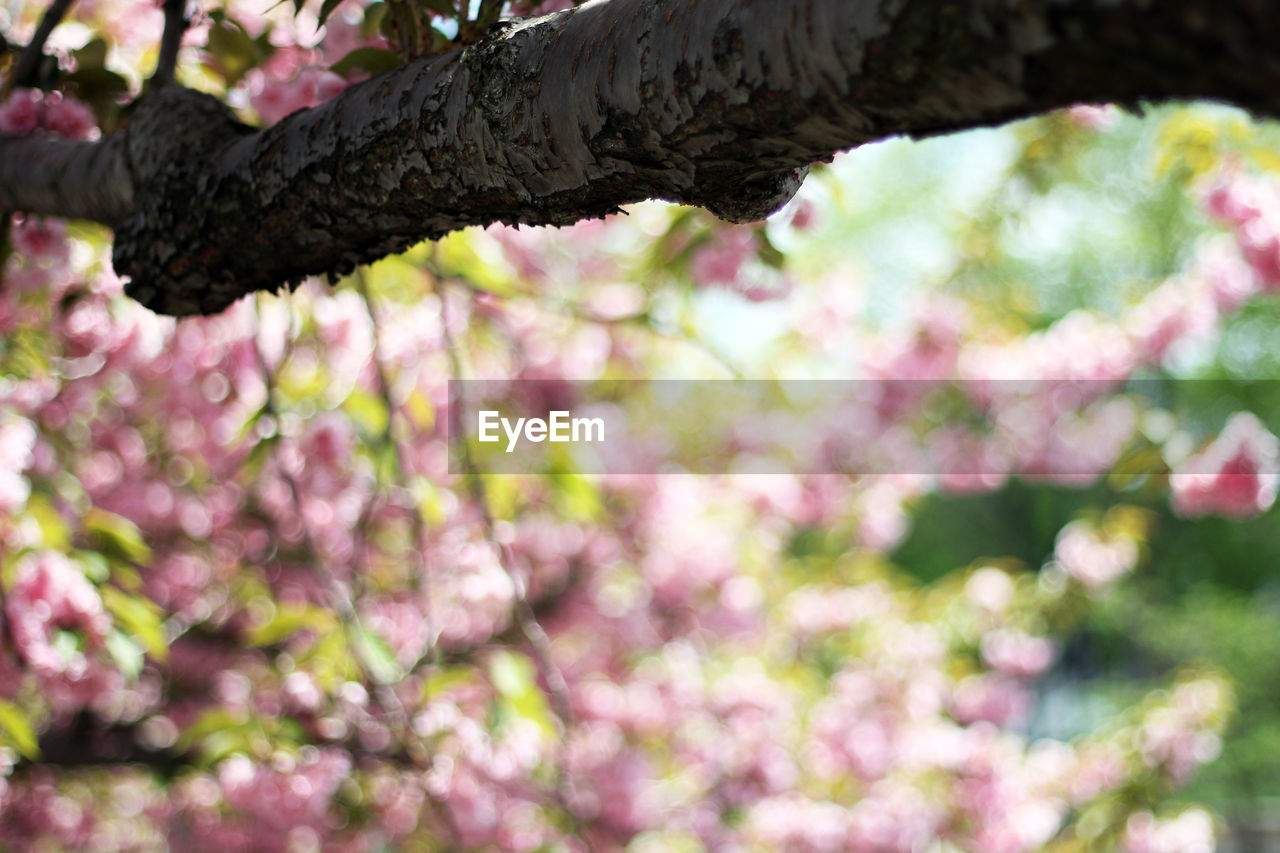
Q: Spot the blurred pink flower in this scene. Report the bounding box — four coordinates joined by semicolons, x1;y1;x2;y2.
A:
1065;104;1120;131
951;674;1032;726
1053;519;1138;589
0;416;36;515
1171;411;1278;519
690;227;758;287
11;217;68;261
0;89;43;135
980;630;1055;679
1124;809;1216;853
4;551;118;711
251;68;350;125
42;97;97;140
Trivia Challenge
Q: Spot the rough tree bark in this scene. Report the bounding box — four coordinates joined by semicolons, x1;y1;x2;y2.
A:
0;0;1277;316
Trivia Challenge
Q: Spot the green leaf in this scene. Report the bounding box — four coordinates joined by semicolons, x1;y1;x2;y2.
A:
481;473;520;522
177;707;244;750
422;666;478;701
198;732;255;765
349;623;403;684
83;507;151;565
490;649;533;697
342;389;390;436
24;496;70;552
64;68;130;130
758;231;786;270
100;585;168;661
105;630;145;680
206;16;273;86
238;431;279;481
420;0;456;16
176;707;258;764
0;700;40;760
489;651;556;738
245;604;335;646
51;630;81;666
72;38;109;70
330;47;403;78
77;551;110;583
305;628;354;687
473;0;503;29
550;470;602;522
317;0;345;28
254;30;277;60
436;231;520;296
361;2;389;37
371;440;399;486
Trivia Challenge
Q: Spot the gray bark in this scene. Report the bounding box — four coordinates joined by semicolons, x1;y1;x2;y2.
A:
1;0;1278;316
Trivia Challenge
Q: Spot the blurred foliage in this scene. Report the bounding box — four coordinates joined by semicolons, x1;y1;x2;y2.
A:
880;102;1280;822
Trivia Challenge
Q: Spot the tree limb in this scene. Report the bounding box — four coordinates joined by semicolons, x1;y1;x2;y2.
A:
0;133;131;223
7;0;75;92
151;0;189;88
1;0;1278;316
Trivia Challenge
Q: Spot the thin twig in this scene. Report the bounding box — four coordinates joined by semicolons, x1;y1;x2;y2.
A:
0;213;11;289
436;269;601;852
252;292;467;850
437;283;576;726
8;0;76;94
248;296;381;696
352;271;442;687
152;0;189;87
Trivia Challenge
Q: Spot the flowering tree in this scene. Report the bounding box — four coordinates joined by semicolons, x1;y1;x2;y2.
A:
2;0;1280;851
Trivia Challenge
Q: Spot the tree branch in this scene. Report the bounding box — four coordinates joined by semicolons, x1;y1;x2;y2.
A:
0;133;131;222
7;0;75;92
151;0;189;88
1;0;1278;316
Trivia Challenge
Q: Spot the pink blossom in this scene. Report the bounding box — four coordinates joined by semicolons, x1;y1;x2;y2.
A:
1065;103;1120;131
965;568;1016;614
1203;171;1269;228
866;298;966;381
785;197;819;231
4;551;118;711
42;97;97;140
1124;276;1219;364
217;748;352;834
1068;743;1128;803
1171;411;1278;519
748;795;851;853
1124;809;1216;853
951;675;1032;726
508;0;577;15
689;226;758;287
980;630;1055;679
1196;236;1258;312
0;89;43;135
1203;171;1280;290
566;722;656;835
11;217;68;261
251;69;350;125
1053;519;1138;589
1137;712;1221;785
0;416;37;514
785;584;894;639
